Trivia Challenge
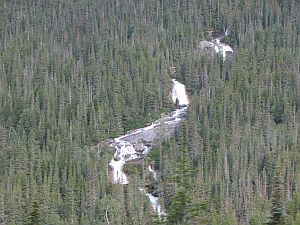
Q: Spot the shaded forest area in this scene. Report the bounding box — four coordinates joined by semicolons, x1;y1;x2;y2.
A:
0;0;299;224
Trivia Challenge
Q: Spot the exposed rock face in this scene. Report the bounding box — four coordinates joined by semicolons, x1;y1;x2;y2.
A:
109;106;188;184
199;40;214;51
134;141;146;153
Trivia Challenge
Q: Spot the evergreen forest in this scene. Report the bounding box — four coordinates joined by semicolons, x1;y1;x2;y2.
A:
0;0;299;224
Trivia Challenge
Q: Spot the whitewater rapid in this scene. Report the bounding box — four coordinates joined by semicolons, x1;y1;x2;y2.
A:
107;79;189;218
109;79;189;184
199;29;233;60
108;31;232;217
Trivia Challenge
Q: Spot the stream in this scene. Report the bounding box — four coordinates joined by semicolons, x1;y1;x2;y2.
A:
108;78;189;216
108;31;232;218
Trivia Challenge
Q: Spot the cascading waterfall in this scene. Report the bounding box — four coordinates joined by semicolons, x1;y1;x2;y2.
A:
199;29;233;60
109;79;189;185
108;31;232;218
108;78;189;215
148;164;157;180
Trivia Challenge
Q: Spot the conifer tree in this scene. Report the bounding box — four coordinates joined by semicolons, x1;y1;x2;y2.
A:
267;164;286;225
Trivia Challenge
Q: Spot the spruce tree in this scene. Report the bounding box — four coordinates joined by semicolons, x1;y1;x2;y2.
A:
267;164;286;225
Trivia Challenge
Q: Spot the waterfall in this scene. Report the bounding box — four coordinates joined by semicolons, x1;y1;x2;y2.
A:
108;31;232;218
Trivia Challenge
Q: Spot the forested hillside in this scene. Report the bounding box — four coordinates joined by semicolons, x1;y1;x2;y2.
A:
0;0;299;224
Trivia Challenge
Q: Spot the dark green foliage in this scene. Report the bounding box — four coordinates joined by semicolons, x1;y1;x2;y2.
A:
0;0;299;224
24;197;41;225
288;193;300;222
123;163;143;178
267;165;286;225
148;147;161;168
167;187;189;224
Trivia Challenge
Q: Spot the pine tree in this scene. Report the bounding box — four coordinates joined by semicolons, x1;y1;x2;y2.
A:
24;196;41;225
167;186;189;224
267;164;286;225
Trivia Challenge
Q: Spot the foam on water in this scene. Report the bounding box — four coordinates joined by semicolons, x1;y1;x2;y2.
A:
109;79;189;184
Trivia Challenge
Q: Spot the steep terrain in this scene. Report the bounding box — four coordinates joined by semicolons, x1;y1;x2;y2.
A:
0;0;299;224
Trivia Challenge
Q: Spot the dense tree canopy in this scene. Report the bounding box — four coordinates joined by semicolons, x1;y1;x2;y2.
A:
0;0;299;224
